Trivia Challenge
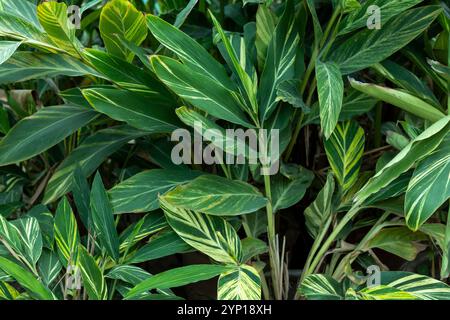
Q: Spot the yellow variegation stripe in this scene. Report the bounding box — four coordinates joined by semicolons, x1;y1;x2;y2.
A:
325;121;365;192
217;265;261;300
160;197;242;265
54;197;80;267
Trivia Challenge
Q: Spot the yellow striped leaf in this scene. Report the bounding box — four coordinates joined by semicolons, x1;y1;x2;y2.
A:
217;265;261;300
54;197;80;267
324;121;365;192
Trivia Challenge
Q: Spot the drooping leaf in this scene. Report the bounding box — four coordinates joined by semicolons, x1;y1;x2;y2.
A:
299;274;344;300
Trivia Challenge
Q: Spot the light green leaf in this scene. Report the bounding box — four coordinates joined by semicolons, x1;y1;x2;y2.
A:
324;121;365;192
109;169;202;214
349;78;445;123
330;6;442;74
162;175;267;216
366;227;426;261
99;0;147;62
0;41;21;65
218;265;261;300
316;61;344;139
43;125;146;204
0;105;98;166
90;173;120;262
405;134;450;230
125;264;232;299
160;197;243;264
255;5;277;69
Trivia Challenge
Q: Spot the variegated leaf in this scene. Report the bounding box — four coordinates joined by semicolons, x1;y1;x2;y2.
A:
38;249;62;286
405;133;450;230
54;197;80;267
162;175;267;216
217;265;261;300
316;61;344;139
99;0;147;62
299;274;344;300
0;40;21;65
324;121;365;192
12;217;43;266
160;197;243;265
78;245;107;300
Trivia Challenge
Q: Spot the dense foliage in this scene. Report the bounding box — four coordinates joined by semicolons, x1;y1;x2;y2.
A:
0;0;449;300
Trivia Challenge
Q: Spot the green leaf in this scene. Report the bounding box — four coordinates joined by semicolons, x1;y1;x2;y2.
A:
241;237;268;263
119;212;167;250
43;125;146;204
162;175;267;216
329;6;442;74
38;249;62;286
0;41;21;65
160;197;243;264
82;87;181;132
316;61;344;139
271;166;314;213
0;256;54;300
83;49;174;101
146;14;235;89
12;217;43;266
366;227;426;261
54;197;80;267
349;78;445;123
259;0;299;121
255;5;277;69
37;1;82;57
339;0;424;34
299;274;344;300
99;0;147;62
405;134;450;230
90;172;120;262
0;105;98;166
125;264;232;299
210;11;258;115
107;265;150;285
151;55;253;127
77;246;107;300
324;121;365;192
218;265;261;300
109;169;202;214
130;230;192;263
356;116;450;206
304;173;335;238
0;52;100;84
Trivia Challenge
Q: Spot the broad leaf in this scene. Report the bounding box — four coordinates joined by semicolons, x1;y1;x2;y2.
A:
0;105;98;166
162;175;267;216
217;265;261;300
78;246;107;300
0;41;21;65
54;197;80;267
109;169;202;214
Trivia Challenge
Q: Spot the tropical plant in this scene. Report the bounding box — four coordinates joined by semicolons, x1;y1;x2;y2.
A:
0;0;448;301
